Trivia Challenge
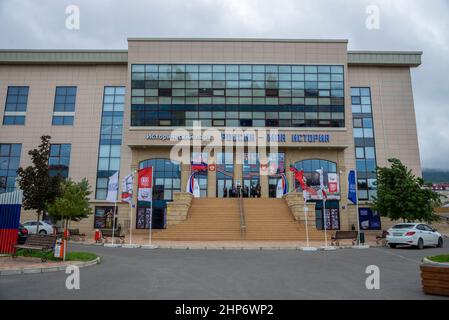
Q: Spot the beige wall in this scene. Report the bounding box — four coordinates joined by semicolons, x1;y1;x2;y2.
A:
0;64;127;228
348;66;421;177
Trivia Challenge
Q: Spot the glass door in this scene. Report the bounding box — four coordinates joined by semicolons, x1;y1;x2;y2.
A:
216;152;234;197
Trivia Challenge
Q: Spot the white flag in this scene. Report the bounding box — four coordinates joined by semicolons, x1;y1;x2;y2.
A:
106;171;119;202
121;172;133;204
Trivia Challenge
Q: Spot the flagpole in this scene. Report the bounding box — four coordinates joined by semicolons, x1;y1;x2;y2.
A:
304;195;310;248
112;200;117;246
323;197;328;247
148;208;152;247
354;170;361;245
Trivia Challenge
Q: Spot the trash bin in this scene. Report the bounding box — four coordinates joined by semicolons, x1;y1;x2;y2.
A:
359;232;365;244
54;238;64;258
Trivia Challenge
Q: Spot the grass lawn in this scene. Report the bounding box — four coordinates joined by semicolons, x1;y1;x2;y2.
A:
15;249;98;262
427;254;449;263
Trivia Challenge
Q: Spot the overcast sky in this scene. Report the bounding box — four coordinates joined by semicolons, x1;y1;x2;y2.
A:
0;0;448;170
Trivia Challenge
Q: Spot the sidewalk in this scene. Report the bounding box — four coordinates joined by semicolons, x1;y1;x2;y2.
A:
74;233;383;249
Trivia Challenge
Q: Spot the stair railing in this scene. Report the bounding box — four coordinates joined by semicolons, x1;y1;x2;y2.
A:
238;189;246;237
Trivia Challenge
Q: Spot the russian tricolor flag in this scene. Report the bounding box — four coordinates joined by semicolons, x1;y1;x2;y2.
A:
0;190;22;254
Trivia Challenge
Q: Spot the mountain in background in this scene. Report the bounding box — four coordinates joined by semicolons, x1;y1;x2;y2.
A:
422;169;449;183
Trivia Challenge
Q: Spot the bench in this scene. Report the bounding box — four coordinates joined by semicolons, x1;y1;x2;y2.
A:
331;231;358;246
68;228;86;242
14;234;58;262
100;228;125;243
376;230;388;245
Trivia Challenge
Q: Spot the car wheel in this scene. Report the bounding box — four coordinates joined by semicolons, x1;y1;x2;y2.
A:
389;243;397;249
417;238;424;250
39;230;47;235
437;237;443;248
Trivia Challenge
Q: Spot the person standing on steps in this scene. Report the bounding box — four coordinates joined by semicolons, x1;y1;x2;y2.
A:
223;186;228;198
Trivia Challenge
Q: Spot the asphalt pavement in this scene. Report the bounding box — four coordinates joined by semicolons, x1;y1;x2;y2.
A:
1;241;448;300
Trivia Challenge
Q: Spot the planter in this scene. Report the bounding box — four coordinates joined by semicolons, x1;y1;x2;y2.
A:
420;257;449;297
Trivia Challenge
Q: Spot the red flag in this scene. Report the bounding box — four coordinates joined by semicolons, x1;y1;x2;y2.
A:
138;167;153;188
289;166;307;190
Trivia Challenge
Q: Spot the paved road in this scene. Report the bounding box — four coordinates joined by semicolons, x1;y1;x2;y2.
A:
1;241;448;300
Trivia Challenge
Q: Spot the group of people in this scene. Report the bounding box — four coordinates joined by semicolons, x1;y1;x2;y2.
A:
223;183;261;198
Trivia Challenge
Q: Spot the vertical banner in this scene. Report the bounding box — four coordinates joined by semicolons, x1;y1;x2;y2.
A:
106;171;119;203
121;172;134;204
348;170;357;205
138;167;153;203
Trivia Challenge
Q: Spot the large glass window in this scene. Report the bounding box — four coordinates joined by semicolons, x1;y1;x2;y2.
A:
351;87;378;201
3;86;28;125
131;64;345;128
139;159;181;201
95;87;126;200
49;144;71;178
0;143;21;193
292;159;337;190
52;86;76;125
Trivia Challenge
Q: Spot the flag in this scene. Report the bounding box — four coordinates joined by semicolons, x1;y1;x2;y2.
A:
138;167;153;203
191;161;208;172
276;173;288;198
316;168;327;199
106;171;119;203
186;172;201;198
348;170;357;205
289;165;306;190
121;172;134;204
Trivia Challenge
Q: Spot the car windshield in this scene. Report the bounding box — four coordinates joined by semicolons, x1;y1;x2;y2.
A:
392;224;415;229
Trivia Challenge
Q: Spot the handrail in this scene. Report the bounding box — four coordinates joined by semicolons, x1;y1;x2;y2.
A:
238;190;246;237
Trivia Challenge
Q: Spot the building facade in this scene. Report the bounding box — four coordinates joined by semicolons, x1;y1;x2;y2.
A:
0;39;422;235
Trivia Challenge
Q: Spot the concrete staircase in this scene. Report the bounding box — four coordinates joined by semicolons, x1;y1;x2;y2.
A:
152;198;241;241
152;198;326;241
243;198;325;241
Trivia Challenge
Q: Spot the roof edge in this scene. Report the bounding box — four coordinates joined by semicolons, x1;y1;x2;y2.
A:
127;37;349;43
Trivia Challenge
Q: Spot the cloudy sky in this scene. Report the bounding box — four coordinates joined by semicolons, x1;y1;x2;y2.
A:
0;0;448;170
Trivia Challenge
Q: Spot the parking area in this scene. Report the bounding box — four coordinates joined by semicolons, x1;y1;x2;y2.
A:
0;241;448;300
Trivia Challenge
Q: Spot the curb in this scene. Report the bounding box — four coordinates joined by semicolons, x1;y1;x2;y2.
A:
68;241;376;251
0;257;101;277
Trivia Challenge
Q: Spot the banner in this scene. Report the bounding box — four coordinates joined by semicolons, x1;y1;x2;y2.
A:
358;208;381;230
121;172;134;204
191;162;208;172
348;170;357;205
106;171;119;203
315;168;327;199
138;167;153;203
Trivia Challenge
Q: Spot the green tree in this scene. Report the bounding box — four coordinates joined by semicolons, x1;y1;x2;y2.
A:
372;158;441;223
47;178;93;260
17;135;62;233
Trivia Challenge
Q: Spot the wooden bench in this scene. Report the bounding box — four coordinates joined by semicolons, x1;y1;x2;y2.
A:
14;234;58;262
331;231;358;246
376;230;388;245
68;228;86;242
100;228;125;243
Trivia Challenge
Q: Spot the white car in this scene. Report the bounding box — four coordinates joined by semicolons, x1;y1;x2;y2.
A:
386;223;443;249
22;220;54;235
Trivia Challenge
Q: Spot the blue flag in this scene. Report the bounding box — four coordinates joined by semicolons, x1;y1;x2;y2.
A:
348;170;357;205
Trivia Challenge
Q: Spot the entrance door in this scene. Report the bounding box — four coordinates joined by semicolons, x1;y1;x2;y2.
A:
216;152;234;197
268;176;280;198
